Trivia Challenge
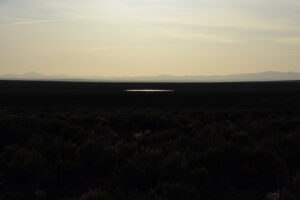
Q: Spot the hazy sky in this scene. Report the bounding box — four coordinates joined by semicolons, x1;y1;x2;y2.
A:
1;0;300;76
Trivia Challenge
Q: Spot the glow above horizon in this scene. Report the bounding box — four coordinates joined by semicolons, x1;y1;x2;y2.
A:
0;0;300;77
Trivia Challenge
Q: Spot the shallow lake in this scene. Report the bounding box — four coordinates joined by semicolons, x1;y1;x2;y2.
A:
125;89;174;92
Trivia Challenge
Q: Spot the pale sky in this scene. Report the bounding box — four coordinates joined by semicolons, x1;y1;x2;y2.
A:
1;0;300;76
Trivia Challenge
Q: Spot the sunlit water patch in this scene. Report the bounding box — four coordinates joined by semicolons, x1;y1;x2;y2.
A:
125;89;174;93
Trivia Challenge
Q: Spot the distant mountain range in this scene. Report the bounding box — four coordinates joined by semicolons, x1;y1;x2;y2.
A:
0;72;68;80
1;71;300;82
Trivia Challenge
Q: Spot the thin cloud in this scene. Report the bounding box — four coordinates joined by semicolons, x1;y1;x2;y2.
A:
80;46;149;52
276;37;300;46
169;32;243;44
1;17;84;26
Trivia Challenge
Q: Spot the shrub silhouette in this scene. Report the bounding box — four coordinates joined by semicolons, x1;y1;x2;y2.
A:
0;108;300;199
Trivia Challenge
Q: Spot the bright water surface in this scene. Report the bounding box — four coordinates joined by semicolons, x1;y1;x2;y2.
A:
125;89;174;92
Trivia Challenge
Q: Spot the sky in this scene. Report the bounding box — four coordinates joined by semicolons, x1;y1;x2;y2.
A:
1;0;300;77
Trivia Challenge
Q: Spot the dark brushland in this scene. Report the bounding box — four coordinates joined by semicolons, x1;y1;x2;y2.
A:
1;80;300;200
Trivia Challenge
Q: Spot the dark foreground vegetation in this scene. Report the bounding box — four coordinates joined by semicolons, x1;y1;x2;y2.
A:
1;81;300;200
